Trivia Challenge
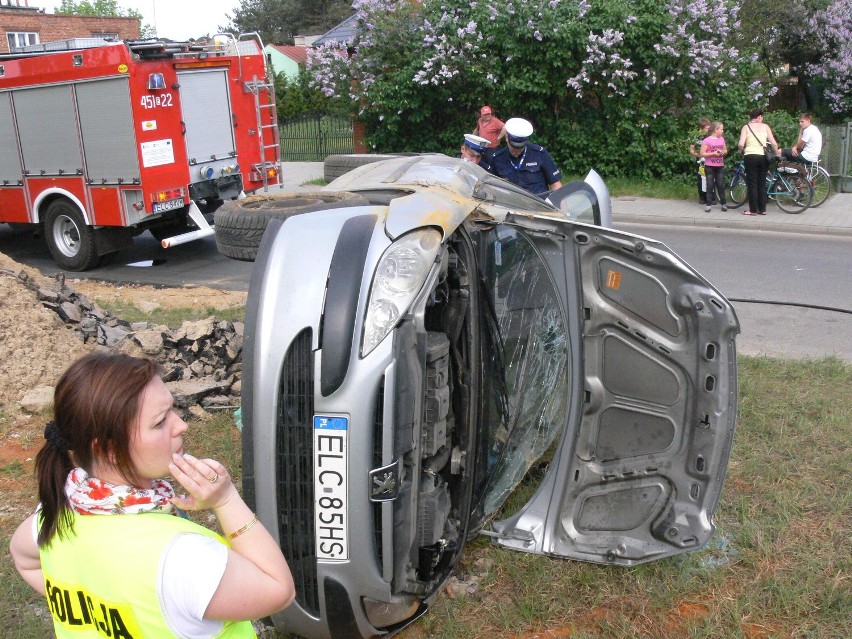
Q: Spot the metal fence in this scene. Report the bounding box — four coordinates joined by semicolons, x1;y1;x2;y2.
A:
822;124;852;192
279;112;354;162
276;115;852;191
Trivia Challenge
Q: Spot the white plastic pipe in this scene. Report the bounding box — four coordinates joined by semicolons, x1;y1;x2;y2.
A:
160;201;215;248
160;226;215;248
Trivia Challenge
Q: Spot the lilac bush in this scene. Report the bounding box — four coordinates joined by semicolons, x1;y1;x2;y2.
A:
306;0;779;176
807;0;852;116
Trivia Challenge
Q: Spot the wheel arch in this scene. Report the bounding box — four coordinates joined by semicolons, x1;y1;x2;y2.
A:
32;189;90;226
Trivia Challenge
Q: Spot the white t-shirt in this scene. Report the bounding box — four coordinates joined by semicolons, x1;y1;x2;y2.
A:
800;124;822;162
161;533;230;638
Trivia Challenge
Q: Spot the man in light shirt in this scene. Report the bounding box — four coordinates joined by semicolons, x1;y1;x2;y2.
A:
779;113;822;164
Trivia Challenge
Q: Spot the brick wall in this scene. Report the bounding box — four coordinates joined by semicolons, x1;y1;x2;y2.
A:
353;119;368;154
0;11;139;53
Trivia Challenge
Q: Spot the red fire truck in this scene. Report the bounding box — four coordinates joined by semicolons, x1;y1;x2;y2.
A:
0;35;280;270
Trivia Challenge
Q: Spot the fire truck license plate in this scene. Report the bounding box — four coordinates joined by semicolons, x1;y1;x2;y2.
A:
153;198;184;213
314;415;348;560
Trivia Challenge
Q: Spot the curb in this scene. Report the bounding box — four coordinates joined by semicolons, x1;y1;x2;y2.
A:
279;163;852;239
612;213;852;238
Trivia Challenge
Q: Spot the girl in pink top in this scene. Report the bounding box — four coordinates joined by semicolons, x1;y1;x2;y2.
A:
701;122;728;212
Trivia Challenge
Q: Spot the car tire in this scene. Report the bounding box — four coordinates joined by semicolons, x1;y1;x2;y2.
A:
214;190;370;261
323;154;400;182
43;200;100;271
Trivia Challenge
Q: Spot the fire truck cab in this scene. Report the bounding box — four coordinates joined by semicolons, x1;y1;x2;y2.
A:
0;35;280;271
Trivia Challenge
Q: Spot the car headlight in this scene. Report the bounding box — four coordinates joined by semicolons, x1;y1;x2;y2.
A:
362;597;421;629
361;229;442;357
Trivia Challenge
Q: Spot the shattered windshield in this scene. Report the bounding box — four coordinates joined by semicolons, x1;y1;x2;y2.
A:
473;225;570;520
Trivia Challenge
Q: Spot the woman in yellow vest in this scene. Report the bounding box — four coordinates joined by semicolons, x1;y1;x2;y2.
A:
9;353;295;638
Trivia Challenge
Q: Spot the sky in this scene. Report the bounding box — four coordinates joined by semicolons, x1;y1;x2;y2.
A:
111;1;240;41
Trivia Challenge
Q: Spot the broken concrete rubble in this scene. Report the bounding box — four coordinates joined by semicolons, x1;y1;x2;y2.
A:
5;268;244;415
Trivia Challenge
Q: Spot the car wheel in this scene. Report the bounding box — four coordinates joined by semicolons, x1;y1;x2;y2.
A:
214;191;370;261
323;154;401;182
43;200;100;271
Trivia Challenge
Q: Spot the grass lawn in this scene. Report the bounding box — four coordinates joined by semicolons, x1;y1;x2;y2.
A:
399;356;851;639
2;355;849;638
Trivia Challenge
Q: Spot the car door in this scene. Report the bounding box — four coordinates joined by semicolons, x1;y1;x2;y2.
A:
480;212;740;566
544;170;613;227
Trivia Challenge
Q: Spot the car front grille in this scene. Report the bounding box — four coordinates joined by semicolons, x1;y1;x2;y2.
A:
275;328;319;616
373;378;385;571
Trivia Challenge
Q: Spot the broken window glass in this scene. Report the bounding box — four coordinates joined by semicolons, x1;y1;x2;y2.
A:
474;225;570;519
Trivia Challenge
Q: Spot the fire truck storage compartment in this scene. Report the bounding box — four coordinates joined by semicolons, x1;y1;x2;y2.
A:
0;92;27;223
178;68;242;202
0;93;20;183
75;78;140;186
14;85;83;178
178;69;235;168
12;78;140;190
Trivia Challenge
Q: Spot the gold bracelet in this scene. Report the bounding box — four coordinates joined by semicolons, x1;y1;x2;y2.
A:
226;514;259;541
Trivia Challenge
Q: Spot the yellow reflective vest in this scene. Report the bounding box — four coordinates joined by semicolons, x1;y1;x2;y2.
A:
39;511;256;638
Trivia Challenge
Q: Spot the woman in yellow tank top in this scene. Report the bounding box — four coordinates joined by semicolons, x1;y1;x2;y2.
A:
737;108;779;215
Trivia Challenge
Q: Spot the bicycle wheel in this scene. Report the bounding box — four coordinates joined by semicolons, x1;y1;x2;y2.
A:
809;167;832;207
726;169;747;207
774;173;813;214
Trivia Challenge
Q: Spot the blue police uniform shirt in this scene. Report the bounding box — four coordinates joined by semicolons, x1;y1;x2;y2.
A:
488;144;562;196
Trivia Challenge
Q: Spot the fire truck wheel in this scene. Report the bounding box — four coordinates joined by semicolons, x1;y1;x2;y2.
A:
44;201;100;271
214;191;369;261
324;154;401;182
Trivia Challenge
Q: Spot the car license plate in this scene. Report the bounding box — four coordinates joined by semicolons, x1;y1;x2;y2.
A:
314;415;348;560
152;198;184;213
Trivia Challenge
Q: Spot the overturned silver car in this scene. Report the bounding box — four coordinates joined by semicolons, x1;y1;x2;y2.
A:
238;156;739;638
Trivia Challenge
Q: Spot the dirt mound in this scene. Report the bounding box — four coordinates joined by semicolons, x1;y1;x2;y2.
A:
0;252;247;419
0;253;92;417
67;279;246;312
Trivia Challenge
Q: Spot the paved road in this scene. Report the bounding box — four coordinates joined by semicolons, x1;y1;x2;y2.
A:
617;225;851;309
2;161;850;360
0;226;253;289
618;224;852;362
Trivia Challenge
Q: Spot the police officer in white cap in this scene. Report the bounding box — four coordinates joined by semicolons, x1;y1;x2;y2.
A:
488;117;563;196
460;133;493;171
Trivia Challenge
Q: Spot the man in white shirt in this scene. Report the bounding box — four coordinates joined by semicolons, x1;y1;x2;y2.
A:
780;113;822;164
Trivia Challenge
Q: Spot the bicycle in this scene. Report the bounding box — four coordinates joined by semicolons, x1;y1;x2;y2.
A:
802;158;832;207
725;158;814;214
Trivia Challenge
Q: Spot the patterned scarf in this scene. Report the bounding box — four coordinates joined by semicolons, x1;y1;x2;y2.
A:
65;467;176;516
